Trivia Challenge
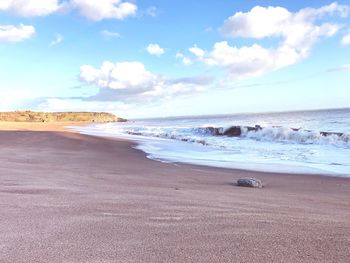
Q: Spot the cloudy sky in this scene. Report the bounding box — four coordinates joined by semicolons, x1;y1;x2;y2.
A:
0;0;349;118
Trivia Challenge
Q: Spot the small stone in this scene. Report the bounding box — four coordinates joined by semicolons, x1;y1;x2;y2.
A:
236;178;263;188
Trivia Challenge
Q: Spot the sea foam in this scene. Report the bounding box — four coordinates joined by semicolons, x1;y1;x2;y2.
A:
72;109;350;176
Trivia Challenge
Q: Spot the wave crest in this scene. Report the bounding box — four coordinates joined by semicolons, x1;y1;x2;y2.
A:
198;125;350;147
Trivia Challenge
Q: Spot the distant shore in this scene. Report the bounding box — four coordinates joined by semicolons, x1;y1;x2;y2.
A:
0;122;349;262
0;111;127;123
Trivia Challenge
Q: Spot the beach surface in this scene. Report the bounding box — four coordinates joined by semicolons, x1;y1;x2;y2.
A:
0;123;349;262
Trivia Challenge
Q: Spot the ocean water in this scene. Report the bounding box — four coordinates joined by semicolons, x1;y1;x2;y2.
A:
74;108;350;177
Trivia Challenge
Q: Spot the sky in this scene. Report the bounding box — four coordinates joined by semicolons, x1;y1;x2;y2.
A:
0;0;350;118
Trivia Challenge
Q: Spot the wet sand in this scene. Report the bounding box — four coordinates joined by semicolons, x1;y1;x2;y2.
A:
0;123;349;262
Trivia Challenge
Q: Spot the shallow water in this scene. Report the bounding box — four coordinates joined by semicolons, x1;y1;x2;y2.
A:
73;108;350;177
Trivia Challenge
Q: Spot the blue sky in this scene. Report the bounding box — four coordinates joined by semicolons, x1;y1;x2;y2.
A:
0;0;350;118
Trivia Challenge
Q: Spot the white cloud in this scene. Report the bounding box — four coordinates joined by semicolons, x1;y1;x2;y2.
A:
36;98;128;112
189;45;205;57
190;2;348;79
71;0;137;21
35;97;171;119
49;33;63;46
80;61;156;90
0;0;64;17
341;32;350;46
176;52;192;66
0;0;137;21
101;30;121;39
182;57;192;66
298;2;349;19
201;41;283;79
222;6;291;39
146;43;165;56
221;2;348;39
0;24;35;42
0;89;37;111
78;61;212;102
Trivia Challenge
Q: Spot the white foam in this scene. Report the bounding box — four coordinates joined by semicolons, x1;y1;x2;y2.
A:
241;126;350;147
70;120;350;177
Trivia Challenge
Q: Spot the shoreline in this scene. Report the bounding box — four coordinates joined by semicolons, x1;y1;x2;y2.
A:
1;122;350;262
72;123;350;179
2;121;348;178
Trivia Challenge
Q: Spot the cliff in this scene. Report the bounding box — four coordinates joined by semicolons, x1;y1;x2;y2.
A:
0;111;127;123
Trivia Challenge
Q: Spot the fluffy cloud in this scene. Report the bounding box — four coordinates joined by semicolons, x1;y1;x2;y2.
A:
176;52;192;65
49;33;63;46
79;61;212;102
80;61;156;91
221;2;348;38
341;32;350;46
189;45;205;57
0;0;137;21
71;0;137;21
0;0;64;16
202;41;285;79
0;24;35;42
222;6;291;39
189;2;348;79
146;43;165;56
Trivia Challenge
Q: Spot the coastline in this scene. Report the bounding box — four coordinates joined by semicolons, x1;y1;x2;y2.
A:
74;122;350;178
0;122;349;262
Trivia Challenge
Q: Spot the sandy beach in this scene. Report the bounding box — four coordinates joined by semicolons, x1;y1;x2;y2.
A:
0;123;349;263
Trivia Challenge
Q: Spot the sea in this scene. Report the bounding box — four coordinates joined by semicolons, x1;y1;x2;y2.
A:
73;108;350;177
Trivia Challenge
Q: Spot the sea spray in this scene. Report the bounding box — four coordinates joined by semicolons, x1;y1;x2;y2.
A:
73;109;350;176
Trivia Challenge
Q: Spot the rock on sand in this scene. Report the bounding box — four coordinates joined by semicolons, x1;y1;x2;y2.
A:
237;178;263;188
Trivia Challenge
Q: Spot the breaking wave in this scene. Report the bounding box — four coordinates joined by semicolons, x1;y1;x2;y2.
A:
73;109;350;176
124;125;350;148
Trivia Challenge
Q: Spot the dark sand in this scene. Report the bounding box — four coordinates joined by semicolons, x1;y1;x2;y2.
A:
0;123;349;262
